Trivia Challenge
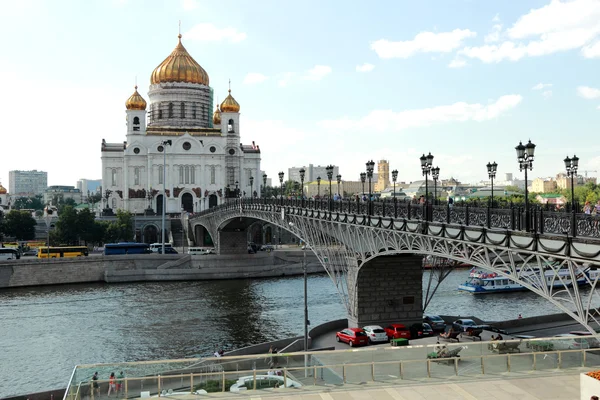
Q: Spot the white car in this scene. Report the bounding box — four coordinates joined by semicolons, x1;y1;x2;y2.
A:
229;375;302;392
363;325;388;344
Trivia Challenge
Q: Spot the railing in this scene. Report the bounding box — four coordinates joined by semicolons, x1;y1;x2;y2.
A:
65;335;600;399
194;197;600;239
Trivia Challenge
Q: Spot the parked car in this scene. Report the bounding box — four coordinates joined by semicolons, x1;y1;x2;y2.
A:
22;249;38;257
410;323;434;339
157;247;179;254
423;314;446;332
554;333;600;349
362;325;388;344
452;319;484;335
384;323;411;340
260;244;275;251
335;328;368;347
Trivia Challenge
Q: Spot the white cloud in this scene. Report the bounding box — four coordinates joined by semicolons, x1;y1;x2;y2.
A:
578;85;600;99
356;63;375;72
484;24;503;43
305;65;332;80
542;90;553;98
318;94;522;132
448;59;467;68
532;83;552;90
185;23;247;43
459;0;600;63
243;73;268;85
182;0;198;10
371;29;476;59
277;72;294;88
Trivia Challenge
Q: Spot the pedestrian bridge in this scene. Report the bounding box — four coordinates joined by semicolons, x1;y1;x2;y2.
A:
189;199;600;331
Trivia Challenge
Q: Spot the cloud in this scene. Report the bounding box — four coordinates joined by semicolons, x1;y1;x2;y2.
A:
318;94;522;132
448;59;467;68
182;0;198;10
484;24;503;43
185;23;247;43
459;0;600;63
356;63;375;72
277;72;294;87
578;85;600;99
243;73;268;85
532;83;552;90
305;65;332;80
371;29;476;59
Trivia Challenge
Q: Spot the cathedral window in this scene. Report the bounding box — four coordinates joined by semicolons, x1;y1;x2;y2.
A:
159;167;164;185
192;104;197;119
133;116;140;131
168;103;174;118
111;169;117;187
228;119;235;133
179;166;184;185
185;166;190;184
180;102;185;119
210;166;216;184
190;166;195;184
158;108;163;119
134;167;140;186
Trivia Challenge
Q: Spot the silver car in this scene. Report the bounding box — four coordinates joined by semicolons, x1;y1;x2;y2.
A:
363;325;388;344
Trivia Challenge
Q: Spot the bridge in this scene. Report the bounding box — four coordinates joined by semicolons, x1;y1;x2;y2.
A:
189;198;600;332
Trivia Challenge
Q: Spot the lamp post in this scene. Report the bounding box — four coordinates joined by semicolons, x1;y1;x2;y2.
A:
299;168;306;207
326;165;334;206
161;139;172;255
235;181;239;198
432;166;440;206
278;171;284;205
366;160;375;214
249;176;254;198
419;153;434;220
486;161;498;207
564;155;579;212
262;173;267;199
317;176;321;198
336;174;342;200
392;169;398;199
515;140;536;232
360;172;366;199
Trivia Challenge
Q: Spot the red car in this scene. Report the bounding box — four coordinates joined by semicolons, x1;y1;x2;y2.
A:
335;328;369;347
384;324;411;339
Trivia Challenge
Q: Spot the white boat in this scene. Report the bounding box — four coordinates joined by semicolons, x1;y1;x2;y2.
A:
458;267;599;294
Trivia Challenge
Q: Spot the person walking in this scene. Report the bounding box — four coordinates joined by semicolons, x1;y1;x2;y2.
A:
116;371;125;395
91;372;100;397
107;372;116;397
584;201;592;215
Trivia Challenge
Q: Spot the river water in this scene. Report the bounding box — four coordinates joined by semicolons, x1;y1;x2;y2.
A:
1;270;598;397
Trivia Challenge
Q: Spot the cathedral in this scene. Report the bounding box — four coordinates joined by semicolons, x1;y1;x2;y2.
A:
101;34;262;216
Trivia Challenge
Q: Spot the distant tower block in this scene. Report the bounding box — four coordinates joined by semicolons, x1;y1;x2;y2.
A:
375;160;390;192
505;173;513;182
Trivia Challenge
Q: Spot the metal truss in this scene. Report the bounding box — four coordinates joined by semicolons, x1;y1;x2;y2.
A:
191;201;600;332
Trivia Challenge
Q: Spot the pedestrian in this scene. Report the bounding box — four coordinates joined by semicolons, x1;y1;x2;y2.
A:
92;372;100;397
107;372;116;397
214;348;221;358
518;313;522;319
265;345;273;363
116;371;125;394
448;197;454;208
584;201;592;214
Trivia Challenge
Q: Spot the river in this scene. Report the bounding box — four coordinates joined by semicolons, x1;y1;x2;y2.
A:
1;270;598;397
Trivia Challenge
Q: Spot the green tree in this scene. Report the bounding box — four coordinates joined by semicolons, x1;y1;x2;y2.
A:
3;210;36;240
0;209;4;241
12;195;44;211
103;210;134;243
54;205;79;244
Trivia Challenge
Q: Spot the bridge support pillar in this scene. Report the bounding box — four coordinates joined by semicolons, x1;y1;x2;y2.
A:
349;254;423;328
218;230;247;254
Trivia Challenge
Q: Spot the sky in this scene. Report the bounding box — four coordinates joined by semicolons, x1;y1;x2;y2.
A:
2;0;600;189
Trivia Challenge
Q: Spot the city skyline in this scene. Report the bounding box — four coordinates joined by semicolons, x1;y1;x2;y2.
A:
2;0;600;189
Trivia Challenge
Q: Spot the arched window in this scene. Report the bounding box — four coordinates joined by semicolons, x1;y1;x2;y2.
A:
210;166;216;184
134;167;140;186
180;102;185;119
168;103;174;118
159;166;164;184
185;166;190;184
133;116;140;131
112;198;117;208
228;119;235;133
111;169;117;187
190;166;195;184
192;104;197;119
179;166;184;184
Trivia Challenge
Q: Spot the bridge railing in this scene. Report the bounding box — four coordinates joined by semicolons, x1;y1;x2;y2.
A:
198;197;600;239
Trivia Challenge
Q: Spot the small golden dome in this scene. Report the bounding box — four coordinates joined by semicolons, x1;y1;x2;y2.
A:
213;105;221;125
151;34;209;86
0;184;7;194
125;86;147;110
220;89;240;113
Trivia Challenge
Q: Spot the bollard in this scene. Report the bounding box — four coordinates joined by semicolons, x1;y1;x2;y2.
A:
371;362;375;381
283;368;287;388
253;369;257;391
190;374;193;394
533;353;536;370
400;362;404;380
481;357;485;374
558;352;562;369
342;365;346;383
583;350;587;367
454;357;458;376
507;355;511;372
222;371;225;392
157;375;161;397
427;360;431;378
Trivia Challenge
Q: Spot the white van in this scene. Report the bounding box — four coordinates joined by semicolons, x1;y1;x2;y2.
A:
187;247;215;255
149;243;173;253
0;248;20;260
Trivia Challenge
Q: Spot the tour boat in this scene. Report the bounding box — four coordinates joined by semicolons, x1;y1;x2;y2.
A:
458;267;599;294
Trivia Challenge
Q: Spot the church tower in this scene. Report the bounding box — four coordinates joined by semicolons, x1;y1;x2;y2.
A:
375;159;390;192
125;86;147;135
220;86;241;188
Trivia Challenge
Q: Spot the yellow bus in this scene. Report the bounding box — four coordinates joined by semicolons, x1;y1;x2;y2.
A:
38;246;89;258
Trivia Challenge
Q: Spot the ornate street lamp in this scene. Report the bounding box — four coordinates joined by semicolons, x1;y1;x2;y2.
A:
299;168;306;207
420;152;434;220
160;139;172;255
486;161;498;207
249;176;254;198
360;172;366;198
366;160;375;214
317;176;321;198
432;166;440;206
262;173;267;199
278;171;284;205
235;181;239;198
391;169;398;199
336;174;342;200
326;165;334;205
564;155;579;212
516;140;536;231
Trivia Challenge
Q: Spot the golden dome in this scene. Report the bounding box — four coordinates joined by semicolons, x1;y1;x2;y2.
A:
125;86;147;110
0;184;6;194
220;89;240;113
151;34;209;86
213;105;221;125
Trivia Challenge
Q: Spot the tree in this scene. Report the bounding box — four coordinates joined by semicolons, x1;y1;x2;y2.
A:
54;205;79;244
3;210;36;240
0;209;4;241
103;210;134;243
12;195;44;211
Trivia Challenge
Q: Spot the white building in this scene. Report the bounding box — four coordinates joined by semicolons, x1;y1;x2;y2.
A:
9;170;48;196
101;34;261;214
